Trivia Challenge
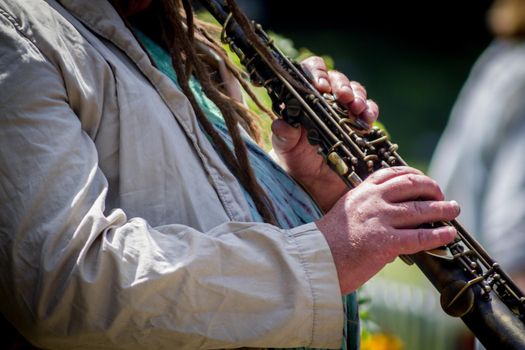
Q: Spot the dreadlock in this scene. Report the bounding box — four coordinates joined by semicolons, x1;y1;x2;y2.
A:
111;0;278;225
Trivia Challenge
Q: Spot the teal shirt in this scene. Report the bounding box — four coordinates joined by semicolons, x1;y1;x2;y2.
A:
135;30;359;350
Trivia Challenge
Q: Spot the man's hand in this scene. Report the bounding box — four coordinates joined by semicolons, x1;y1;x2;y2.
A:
316;166;460;295
271;56;379;212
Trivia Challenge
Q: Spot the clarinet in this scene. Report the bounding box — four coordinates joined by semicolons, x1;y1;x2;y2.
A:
197;0;525;348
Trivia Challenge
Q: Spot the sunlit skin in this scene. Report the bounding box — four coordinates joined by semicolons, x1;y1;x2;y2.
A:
120;0;460;295
272;56;379;212
270;59;459;295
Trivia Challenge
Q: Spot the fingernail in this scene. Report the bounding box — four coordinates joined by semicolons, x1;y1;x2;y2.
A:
447;226;457;238
341;85;353;94
351;98;367;115
362;107;374;119
334;86;353;102
450;200;460;212
318;77;329;88
274;134;287;143
354;97;365;106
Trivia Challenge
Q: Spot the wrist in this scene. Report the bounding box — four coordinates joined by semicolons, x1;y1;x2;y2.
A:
300;176;348;213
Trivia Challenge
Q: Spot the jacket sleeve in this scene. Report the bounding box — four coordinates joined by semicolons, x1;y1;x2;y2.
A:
0;13;343;350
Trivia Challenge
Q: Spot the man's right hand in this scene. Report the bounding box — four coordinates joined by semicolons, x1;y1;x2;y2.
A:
316;166;460;295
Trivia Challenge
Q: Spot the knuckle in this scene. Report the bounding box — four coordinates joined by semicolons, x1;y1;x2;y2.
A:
411;201;425;216
367;100;379;112
371;167;389;177
405;174;440;193
364;170;383;184
350;80;365;91
353;203;368;222
429;178;442;194
394;202;410;217
417;229;427;247
303;56;325;69
330;70;348;81
328;69;343;77
404;173;419;187
384;166;404;177
390;166;408;175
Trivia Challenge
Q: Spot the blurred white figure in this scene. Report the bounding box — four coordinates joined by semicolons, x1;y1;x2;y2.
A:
429;0;525;347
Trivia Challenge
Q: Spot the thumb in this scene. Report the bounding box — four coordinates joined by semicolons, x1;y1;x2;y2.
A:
271;119;303;154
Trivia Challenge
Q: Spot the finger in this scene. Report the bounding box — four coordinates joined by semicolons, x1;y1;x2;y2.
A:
390;200;460;228
380;173;444;202
271;119;303;153
326;72;379;128
301;56;331;93
348;81;367;115
396;226;457;255
327;70;354;104
365;166;423;186
361;99;379;125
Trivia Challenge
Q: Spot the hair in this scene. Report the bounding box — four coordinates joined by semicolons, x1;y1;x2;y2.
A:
110;0;279;224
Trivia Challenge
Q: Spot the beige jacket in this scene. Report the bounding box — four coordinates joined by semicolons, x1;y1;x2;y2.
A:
0;0;343;349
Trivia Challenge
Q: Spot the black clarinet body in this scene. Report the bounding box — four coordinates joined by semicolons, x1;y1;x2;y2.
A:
197;0;525;348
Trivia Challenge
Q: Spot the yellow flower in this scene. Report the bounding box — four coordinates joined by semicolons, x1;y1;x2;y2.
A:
361;332;404;350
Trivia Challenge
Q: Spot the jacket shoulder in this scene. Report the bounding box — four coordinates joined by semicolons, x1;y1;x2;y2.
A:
0;0;83;65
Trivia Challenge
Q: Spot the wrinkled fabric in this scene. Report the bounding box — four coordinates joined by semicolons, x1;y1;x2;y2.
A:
0;0;345;349
133;29;325;228
135;30;359;350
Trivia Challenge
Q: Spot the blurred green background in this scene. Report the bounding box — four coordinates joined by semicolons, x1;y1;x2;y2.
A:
229;1;495;349
239;0;493;169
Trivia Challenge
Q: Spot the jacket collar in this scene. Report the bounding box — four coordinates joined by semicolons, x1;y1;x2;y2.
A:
54;0;152;69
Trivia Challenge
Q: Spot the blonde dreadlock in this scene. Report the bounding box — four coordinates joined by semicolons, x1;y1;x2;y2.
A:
111;0;278;225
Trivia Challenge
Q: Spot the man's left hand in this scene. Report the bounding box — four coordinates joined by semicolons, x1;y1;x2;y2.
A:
271;56;379;212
